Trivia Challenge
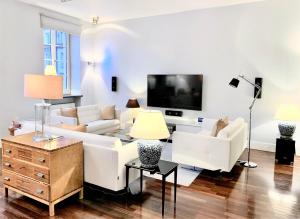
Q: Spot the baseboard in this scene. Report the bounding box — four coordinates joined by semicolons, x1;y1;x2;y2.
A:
251;141;275;152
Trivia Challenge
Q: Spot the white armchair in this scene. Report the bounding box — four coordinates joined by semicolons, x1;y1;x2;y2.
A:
172;118;247;172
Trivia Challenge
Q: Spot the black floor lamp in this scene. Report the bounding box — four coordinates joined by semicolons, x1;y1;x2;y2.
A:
229;75;262;168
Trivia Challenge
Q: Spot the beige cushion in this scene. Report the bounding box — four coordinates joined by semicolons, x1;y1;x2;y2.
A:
211;117;229;137
58;124;87;132
217;117;244;139
100;105;115;120
60;107;77;118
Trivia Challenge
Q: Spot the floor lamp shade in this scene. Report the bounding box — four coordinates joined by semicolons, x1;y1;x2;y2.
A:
24;74;63;99
229;78;240;88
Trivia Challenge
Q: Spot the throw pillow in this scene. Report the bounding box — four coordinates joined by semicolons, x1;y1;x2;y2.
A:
212;117;229;137
100;105;115;120
60;107;77;118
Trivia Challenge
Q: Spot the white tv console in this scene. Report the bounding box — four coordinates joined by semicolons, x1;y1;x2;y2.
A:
164;116;202;133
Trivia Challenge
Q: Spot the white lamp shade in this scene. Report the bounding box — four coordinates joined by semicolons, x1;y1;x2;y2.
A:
275;104;300;121
24;74;63;100
44;65;57;76
129;110;170;140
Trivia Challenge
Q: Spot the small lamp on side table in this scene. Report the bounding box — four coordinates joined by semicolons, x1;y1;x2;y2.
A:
24;74;63;141
275;104;300;139
126;98;140;123
129;110;170;168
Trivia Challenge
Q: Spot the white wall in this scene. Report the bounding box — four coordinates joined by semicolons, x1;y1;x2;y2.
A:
81;0;300;154
0;0;44;138
0;0;82;138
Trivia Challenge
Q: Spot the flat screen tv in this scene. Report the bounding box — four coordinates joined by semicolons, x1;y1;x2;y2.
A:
147;74;203;111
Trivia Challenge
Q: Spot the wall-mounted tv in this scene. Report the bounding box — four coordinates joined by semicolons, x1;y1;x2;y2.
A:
147;74;203;111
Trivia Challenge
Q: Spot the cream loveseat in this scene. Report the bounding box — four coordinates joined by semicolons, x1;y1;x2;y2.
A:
51;104;122;134
172;118;247;172
15;122;139;192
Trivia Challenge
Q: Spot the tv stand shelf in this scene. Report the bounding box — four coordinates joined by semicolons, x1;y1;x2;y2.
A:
164;116;202;134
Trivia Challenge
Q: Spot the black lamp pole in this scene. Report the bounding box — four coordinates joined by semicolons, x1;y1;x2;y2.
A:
229;75;261;168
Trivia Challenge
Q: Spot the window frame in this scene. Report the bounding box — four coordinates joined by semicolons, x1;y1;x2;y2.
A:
43;29;71;95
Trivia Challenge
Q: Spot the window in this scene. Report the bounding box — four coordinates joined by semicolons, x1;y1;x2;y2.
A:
43;29;70;94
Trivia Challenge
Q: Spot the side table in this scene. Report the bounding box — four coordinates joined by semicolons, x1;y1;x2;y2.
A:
125;159;178;216
275;138;295;164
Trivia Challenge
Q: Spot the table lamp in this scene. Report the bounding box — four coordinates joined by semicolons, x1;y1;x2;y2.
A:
130;110;170;168
126;98;140;123
24;74;63;141
275;104;300;139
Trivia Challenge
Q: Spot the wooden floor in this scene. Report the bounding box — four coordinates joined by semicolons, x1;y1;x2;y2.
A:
0;149;299;219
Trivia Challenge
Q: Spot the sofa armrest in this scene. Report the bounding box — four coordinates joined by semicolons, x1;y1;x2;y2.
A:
117;141;139;189
50;115;78;126
83;144;119;191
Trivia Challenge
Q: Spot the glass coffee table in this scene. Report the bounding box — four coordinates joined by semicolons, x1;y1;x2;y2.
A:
101;128;135;143
125;158;178;216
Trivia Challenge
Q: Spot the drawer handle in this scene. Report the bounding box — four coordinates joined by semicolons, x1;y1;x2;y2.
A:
5;149;12;154
4;177;10;181
36;189;43;195
36;173;45;178
4;162;11;167
37;158;45;163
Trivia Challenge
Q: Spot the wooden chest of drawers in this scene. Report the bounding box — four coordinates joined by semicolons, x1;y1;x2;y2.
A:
2;132;83;216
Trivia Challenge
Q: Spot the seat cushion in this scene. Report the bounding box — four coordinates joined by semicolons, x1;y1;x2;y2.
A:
100;105;116;120
60;107;78;118
86;119;120;133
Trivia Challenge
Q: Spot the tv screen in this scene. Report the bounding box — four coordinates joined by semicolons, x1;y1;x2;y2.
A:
147;74;203;110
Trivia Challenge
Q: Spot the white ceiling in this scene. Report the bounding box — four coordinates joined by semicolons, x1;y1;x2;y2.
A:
19;0;264;23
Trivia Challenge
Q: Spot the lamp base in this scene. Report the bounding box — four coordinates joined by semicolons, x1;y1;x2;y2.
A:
242;161;257;168
32;133;51;142
137;140;162;168
278;123;296;139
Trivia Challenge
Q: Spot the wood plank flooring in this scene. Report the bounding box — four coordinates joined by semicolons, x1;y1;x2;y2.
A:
0;149;299;219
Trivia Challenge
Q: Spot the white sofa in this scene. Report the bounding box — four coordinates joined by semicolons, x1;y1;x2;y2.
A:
51;104;122;134
172;118;247;172
16;122;139;192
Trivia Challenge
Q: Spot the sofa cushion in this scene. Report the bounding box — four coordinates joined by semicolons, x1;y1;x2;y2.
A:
77;105;101;124
100;105;116;120
86;119;120;133
217;118;244;138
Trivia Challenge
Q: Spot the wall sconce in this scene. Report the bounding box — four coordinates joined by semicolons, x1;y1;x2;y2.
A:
87;61;95;66
92;16;99;25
